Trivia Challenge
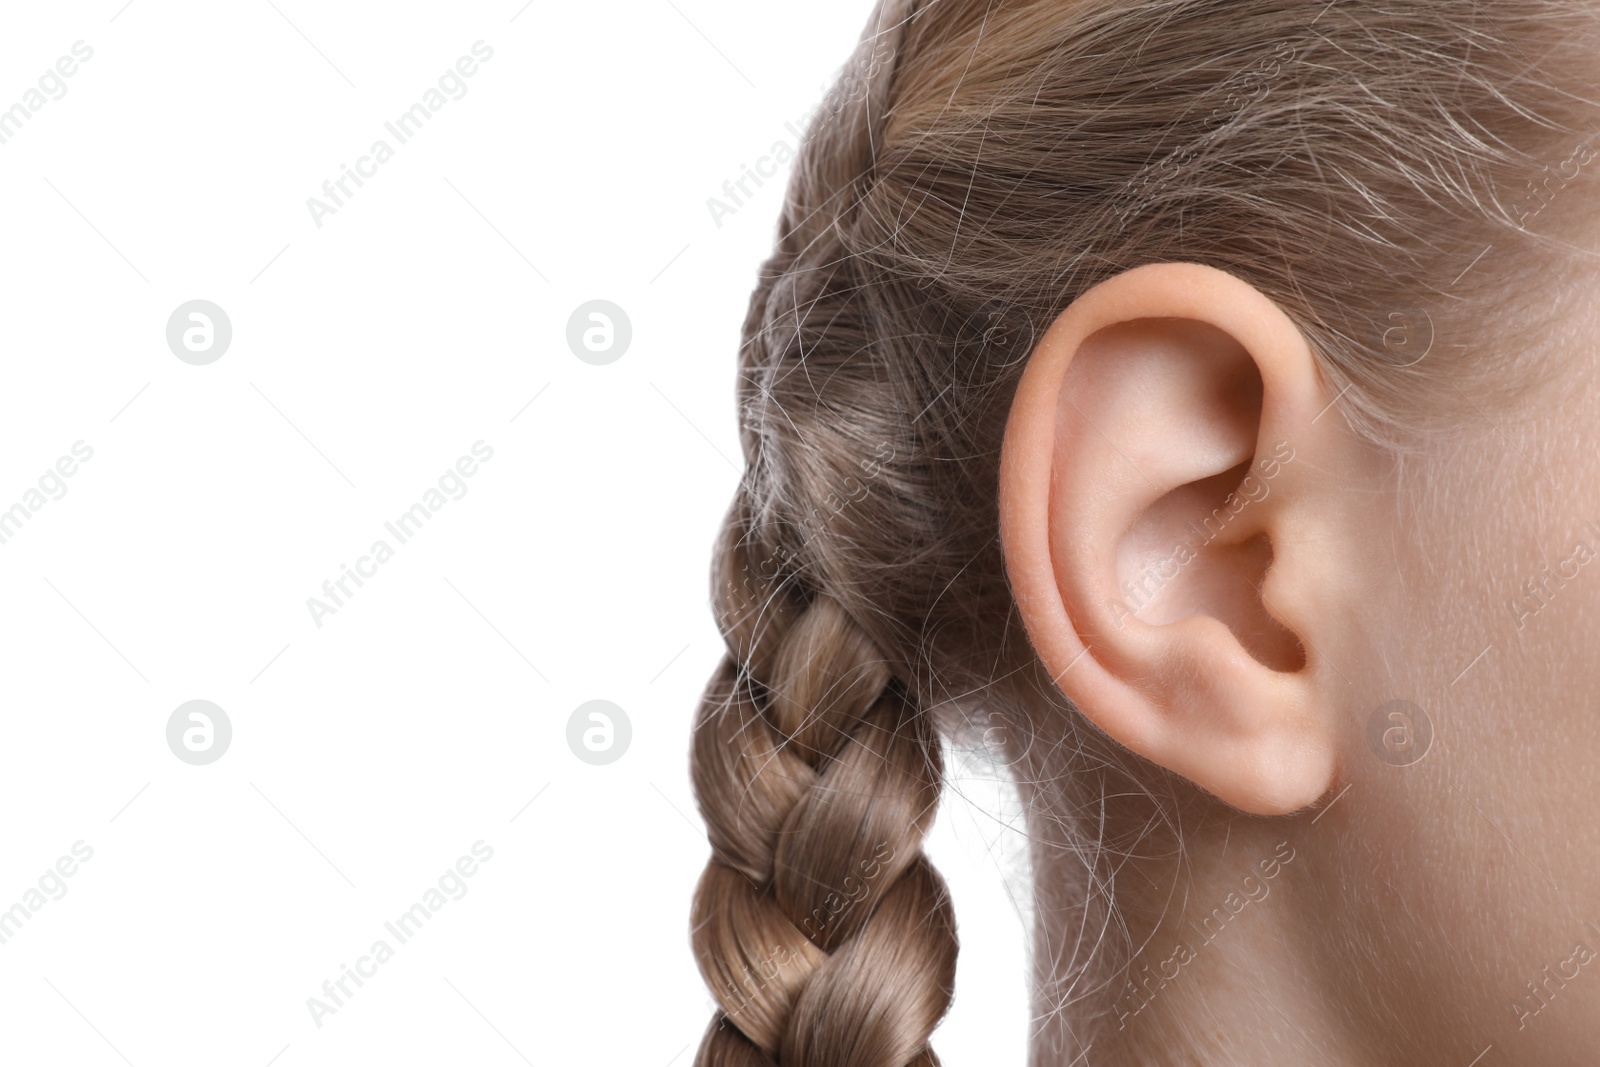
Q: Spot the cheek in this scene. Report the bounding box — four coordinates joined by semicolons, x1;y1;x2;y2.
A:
1326;419;1600;1053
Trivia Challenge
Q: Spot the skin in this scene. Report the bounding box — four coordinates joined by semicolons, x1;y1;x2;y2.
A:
996;262;1600;1065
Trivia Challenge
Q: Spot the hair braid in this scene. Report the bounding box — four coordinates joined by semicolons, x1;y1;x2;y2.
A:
689;493;958;1066
688;5;959;1063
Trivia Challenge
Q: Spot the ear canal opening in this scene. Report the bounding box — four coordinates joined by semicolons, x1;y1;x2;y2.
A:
1215;530;1307;674
1182;459;1307;674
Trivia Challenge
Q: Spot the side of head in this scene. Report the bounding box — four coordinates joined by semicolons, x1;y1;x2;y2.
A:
689;1;1600;1063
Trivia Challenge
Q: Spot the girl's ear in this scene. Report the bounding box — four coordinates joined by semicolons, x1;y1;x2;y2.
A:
998;262;1376;815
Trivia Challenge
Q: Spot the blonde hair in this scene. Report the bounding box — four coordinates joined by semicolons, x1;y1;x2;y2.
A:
688;1;1600;1062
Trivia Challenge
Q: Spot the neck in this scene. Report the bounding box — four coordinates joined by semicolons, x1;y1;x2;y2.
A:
1090;828;1358;1065
1023;807;1384;1067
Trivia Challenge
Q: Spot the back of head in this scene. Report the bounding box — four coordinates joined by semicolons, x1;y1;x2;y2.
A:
687;1;1600;1062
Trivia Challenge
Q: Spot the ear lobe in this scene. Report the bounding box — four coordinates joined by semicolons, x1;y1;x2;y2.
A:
998;263;1344;816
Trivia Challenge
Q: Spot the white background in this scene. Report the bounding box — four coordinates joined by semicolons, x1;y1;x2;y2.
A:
0;2;1029;1064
